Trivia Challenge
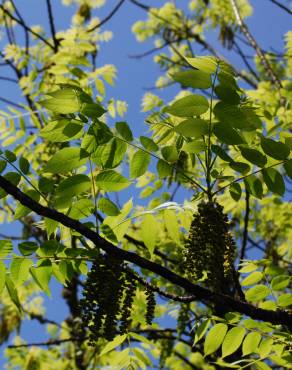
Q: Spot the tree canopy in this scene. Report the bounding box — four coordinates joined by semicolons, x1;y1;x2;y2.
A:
0;0;291;369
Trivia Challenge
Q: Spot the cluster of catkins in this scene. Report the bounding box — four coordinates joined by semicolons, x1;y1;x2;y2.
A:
80;254;156;344
183;201;236;293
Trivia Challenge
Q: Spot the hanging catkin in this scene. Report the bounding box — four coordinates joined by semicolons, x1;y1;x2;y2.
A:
183;201;235;293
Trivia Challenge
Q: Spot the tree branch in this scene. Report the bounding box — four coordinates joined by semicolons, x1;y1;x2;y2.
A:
87;0;126;32
267;0;292;15
46;0;59;52
0;4;54;49
0;175;291;329
229;0;283;92
240;191;250;261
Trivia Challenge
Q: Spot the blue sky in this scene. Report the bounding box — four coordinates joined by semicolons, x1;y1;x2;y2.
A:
0;0;291;367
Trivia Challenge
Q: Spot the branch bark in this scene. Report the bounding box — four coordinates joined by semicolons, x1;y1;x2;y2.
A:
0;175;291;329
229;0;283;92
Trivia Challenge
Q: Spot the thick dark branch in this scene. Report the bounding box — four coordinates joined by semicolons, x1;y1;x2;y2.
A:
46;0;59;52
0;5;54;49
87;0;126;32
8;337;80;348
0;175;291;329
240;191;250;261
268;0;292;14
230;0;282;92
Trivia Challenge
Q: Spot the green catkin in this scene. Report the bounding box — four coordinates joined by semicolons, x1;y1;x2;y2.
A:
183;201;236;293
80;255;126;344
145;287;156;325
177;303;191;337
120;276;137;334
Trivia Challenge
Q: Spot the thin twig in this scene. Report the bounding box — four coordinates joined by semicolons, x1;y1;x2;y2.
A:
240;191;250;261
267;0;292;14
87;0;126;32
46;0;59;51
229;0;283;92
0;5;54;49
0;96;24;109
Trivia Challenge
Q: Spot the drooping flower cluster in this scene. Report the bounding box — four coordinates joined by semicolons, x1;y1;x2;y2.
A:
80;254;156;344
183;201;236;293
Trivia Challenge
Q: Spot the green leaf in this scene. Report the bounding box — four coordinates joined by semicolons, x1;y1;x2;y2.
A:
185;56;218;73
277;293;292;307
10;257;32;285
99;334;127;357
93;138;127;169
98;198;120;216
284;159;292;179
38;177;55;193
229;162;250;174
38;240;61;257
183;140;206;154
244;175;263;199
130;150;151;178
140;136;158;152
161;146;179;163
211;145;232;162
81;122;113;153
5;275;22;311
214;84;240;104
157;160;172;178
239;147;267;167
0;240;13;257
0;261;6;294
40;119;83;142
241;271;263;286
163;210;180;244
245;285;270;302
229;182;242;201
213;122;245;145
262;168;285;196
40;88;81;114
140;214;158;255
164;94;209;117
45;148;88;174
194;319;211;345
221;327;246;358
115;121;133;141
96;170;131;191
174;118;208;138
261;137;290;160
213;102;249;130
258;338;273;358
80;102;106;119
18;241;38;256
0;160;7;173
100;223;118;244
172;70;212;89
19;157;30;174
255;361;272;370
271;275;290;290
4;150;16;162
30;260;52;296
242;332;261;356
56;174;91;198
67;199;94;220
204;323;228;356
